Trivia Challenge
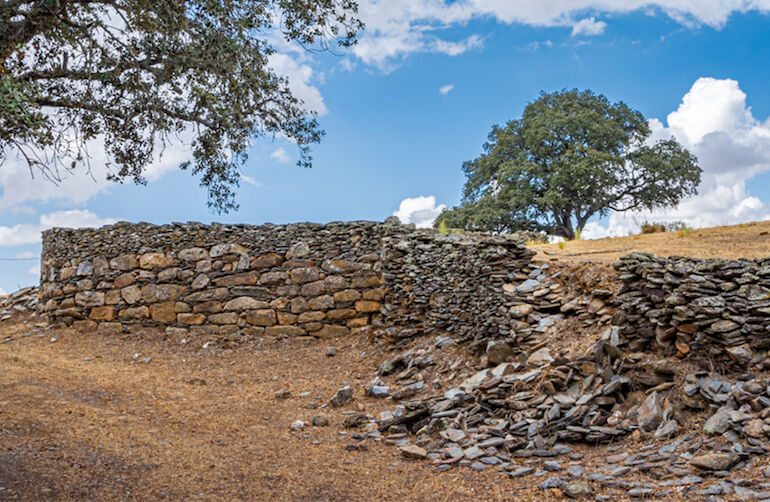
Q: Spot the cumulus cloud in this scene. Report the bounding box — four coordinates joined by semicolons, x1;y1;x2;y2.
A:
439;84;455;95
393;195;446;228
352;1;770;69
571;17;607;36
583;77;770;239
270;147;291;164
0;209;117;247
268;53;327;115
0;287;6;295
0;130;191;210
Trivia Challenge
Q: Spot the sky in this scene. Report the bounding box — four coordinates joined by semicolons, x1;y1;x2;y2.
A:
2;1;770;293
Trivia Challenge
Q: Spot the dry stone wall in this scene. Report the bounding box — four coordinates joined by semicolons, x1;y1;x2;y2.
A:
40;221;409;337
614;252;770;363
39;220;540;340
380;231;543;343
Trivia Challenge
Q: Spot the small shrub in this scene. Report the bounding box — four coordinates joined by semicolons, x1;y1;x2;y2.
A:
437;220;449;235
640;221;667;234
573;228;582;241
558;241;565;250
678;226;693;237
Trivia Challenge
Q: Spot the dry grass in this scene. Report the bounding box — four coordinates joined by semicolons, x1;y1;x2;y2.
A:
531;220;770;263
0;320;584;501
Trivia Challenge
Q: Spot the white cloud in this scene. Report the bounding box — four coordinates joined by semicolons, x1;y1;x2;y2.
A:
352;1;770;69
0;131;191;210
393;195;446;228
15;251;37;259
28;264;40;277
268;53;327;115
584;77;770;239
240;174;262;188
0;210;117;247
270;147;291;164
439;84;455;95
571;17;607;36
0;287;6;296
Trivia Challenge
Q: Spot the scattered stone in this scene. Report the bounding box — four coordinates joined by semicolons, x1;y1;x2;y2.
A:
312;414;329;427
330;386;353;407
325;346;337;357
690;454;740;471
400;445;427;459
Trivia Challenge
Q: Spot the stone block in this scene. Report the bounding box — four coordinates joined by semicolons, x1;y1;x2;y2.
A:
355;301;381;313
178;313;206;325
252;253;284;269
300;280;327;297
179;247;209;262
245;309;277;326
209;312;239;325
110;255;139;271
347;317;369;328
75;291;105;307
362;288;384;301
139;252;175;269
90;306;115;321
113;273;135;288
352;274;382;288
259;271;289;286
150;302;177;323
141;284;186;303
210;243;248;258
119;306;149;320
193;301;223;314
326;309;357;321
213;271;259;287
298;311;325;323
309;295;334;311
334;289;361;303
277;312;298;325
290;297;309;314
224;297;268;311
121;285;142;304
289;267;320;284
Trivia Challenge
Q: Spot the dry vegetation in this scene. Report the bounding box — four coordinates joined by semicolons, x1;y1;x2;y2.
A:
531;220;770;263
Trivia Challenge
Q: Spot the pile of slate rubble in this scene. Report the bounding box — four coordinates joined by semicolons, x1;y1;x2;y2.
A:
339;258;770;500
0;286;39;322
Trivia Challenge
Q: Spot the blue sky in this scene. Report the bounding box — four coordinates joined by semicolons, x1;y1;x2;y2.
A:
2;1;770;293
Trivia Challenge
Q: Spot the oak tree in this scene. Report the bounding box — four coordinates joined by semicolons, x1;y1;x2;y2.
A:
436;89;701;239
0;0;362;211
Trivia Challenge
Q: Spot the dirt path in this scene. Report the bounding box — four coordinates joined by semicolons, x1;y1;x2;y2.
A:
0;320;559;501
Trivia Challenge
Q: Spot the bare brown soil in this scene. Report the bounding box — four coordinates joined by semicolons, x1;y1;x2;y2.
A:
531;219;770;263
1;320;592;502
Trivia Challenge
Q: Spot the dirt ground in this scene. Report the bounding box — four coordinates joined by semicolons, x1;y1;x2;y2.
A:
1;319;598;502
531;219;770;263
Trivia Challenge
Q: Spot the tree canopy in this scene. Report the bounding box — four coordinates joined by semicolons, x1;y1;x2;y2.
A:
0;0;362;212
435;89;702;239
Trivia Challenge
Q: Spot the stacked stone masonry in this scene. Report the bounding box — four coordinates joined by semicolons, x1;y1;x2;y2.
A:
380;232;539;342
40;220;541;339
40;221;411;337
613;252;770;363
